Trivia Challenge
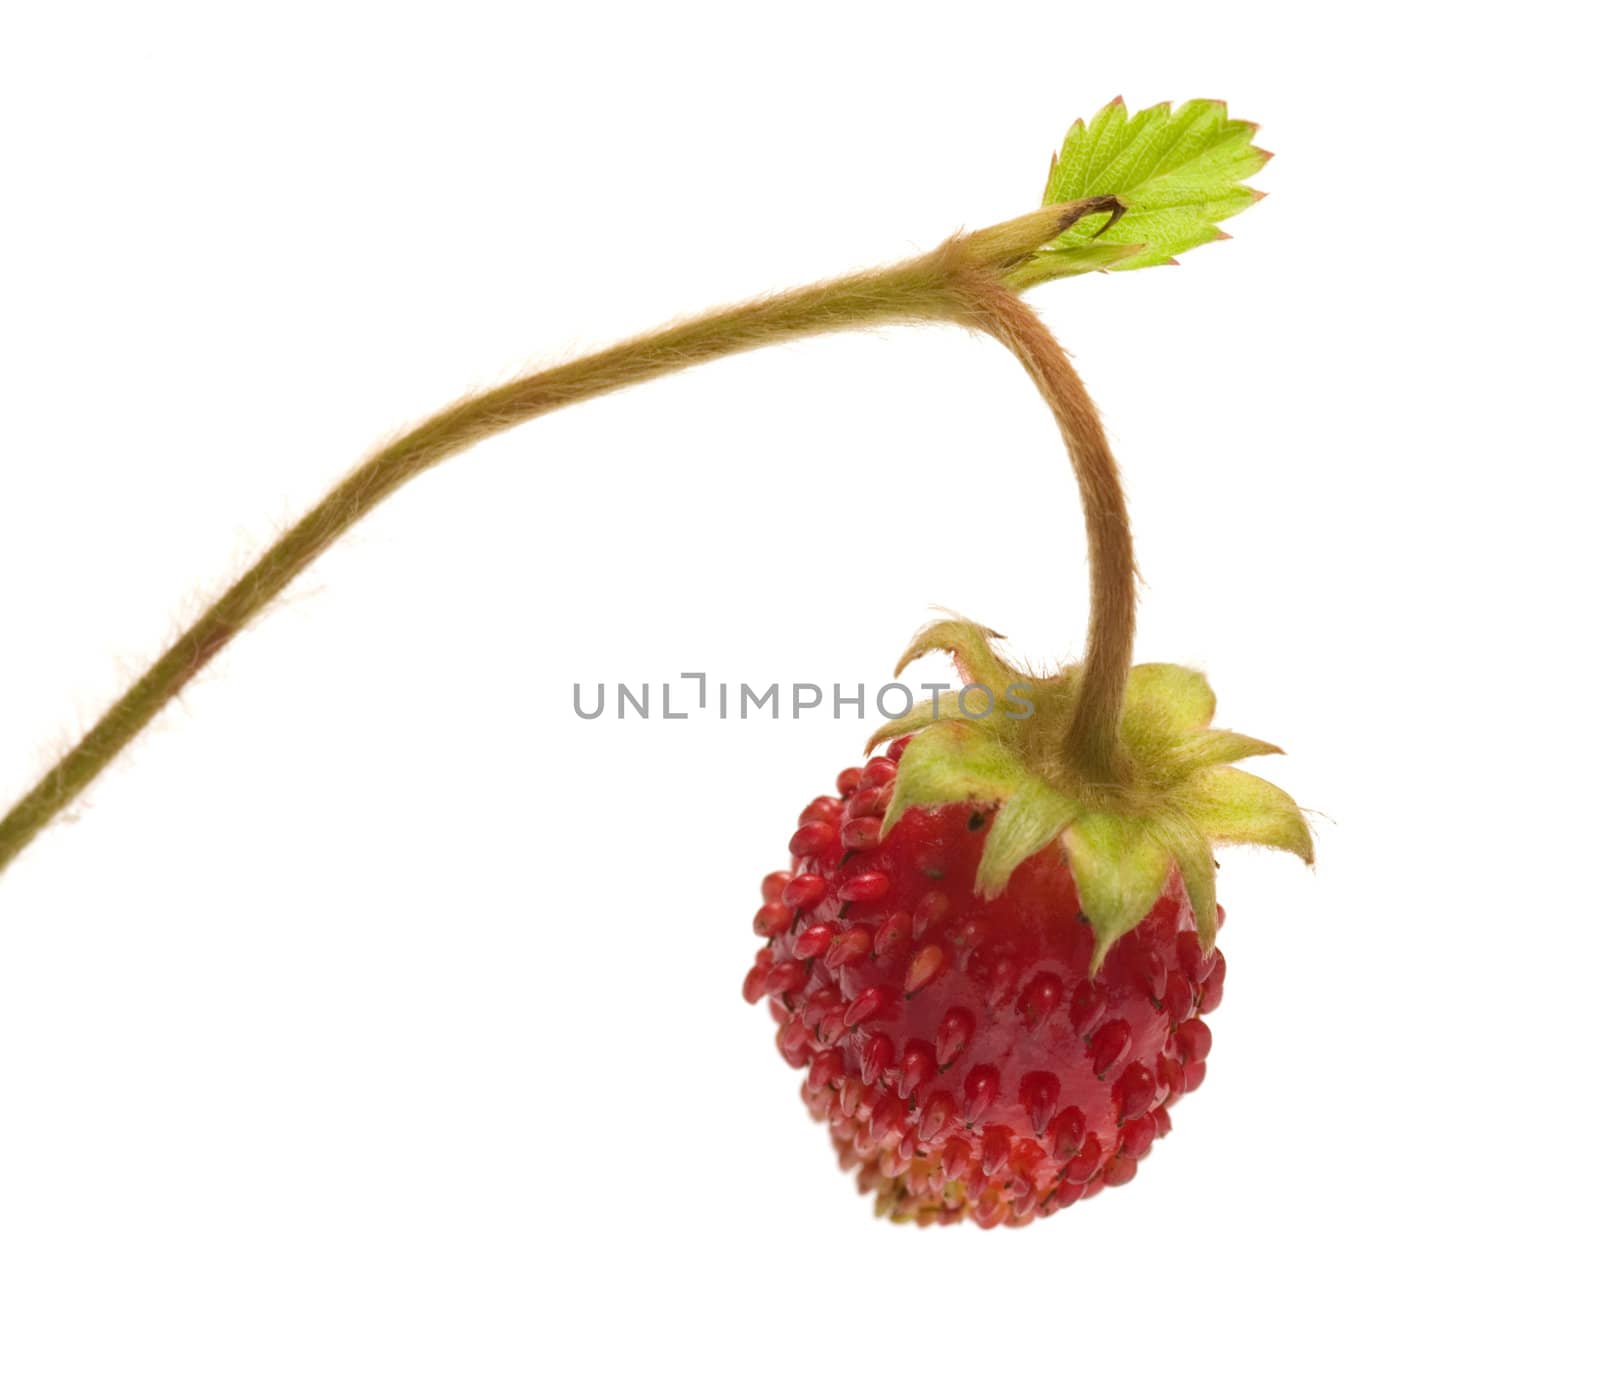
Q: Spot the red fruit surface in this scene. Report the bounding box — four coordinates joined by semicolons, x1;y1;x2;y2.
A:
745;743;1226;1227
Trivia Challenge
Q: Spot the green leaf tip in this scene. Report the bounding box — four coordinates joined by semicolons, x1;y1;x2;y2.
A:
1007;97;1269;290
868;613;1312;970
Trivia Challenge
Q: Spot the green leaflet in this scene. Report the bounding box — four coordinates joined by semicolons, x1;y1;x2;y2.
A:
1012;241;1147;286
1013;97;1268;287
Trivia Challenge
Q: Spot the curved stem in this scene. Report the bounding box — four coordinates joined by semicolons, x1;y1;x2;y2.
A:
952;276;1136;784
0;199;1133;874
0;255;968;876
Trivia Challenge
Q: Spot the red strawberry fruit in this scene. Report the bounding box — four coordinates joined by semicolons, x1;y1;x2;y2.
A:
744;621;1311;1226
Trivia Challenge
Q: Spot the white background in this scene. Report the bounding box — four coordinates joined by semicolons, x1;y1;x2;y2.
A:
1;3;1594;1389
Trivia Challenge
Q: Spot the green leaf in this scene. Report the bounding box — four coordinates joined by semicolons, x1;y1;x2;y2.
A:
1063;813;1174;968
880;722;1032;839
1036;97;1268;274
974;782;1083;899
1187;767;1314;863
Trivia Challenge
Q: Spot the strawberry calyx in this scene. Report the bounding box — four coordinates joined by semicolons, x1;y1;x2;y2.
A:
870;617;1311;968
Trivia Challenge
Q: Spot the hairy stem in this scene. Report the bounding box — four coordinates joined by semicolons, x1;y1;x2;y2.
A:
0;200;1136;874
953;276;1136;784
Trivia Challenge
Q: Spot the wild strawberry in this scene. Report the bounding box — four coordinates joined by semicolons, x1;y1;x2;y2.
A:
745;619;1311;1226
733;100;1294;1224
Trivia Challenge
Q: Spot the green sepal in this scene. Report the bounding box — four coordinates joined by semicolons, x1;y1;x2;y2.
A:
1124;662;1216;734
1165;729;1283;779
894;618;1022;695
871;611;1312;971
864;699;951;755
1187;767;1314;862
974;782;1083;899
1170;830;1221;950
880;721;1032;840
1063;814;1176;970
